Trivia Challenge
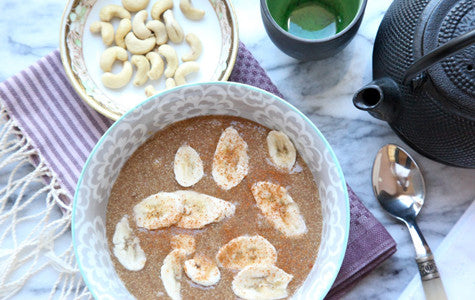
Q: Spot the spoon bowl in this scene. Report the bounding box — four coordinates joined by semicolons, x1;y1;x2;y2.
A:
372;144;425;222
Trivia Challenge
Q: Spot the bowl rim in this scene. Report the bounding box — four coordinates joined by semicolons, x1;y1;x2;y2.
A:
59;0;240;121
260;0;368;43
72;81;350;299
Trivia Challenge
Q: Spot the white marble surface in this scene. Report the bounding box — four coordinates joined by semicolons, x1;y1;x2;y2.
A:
0;0;474;299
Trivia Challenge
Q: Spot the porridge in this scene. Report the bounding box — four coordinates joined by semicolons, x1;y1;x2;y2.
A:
106;115;322;299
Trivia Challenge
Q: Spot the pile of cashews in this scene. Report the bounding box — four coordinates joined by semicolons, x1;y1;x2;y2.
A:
90;0;204;96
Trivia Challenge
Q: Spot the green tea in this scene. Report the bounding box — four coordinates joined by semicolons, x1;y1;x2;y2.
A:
284;1;344;39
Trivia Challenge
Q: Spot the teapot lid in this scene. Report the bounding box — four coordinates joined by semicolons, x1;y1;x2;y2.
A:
418;0;474;116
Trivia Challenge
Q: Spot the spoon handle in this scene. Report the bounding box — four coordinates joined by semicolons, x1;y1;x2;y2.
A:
407;220;448;300
416;255;447;300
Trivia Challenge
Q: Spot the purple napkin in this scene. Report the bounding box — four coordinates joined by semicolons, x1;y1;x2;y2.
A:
0;43;396;298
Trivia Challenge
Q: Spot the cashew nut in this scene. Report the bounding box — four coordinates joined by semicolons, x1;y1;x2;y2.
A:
101;61;133;89
99;5;131;22
146;20;168;45
125;32;156;54
179;0;205;20
131;55;151;86
100;46;129;72
174;62;200;86
158;44;179;78
90;21;114;46
146;52;164;80
145;85;158;97
115;18;132;48
163;10;184;43
122;0;150;12
132;10;152;39
182;33;202;62
165;78;176;89
151;0;173;20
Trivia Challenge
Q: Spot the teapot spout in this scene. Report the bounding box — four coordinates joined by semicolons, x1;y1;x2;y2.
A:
353;78;400;123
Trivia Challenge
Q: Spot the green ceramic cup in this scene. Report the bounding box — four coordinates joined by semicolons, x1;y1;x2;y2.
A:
261;0;367;60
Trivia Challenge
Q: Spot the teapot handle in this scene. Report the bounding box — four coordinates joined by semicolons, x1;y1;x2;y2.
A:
403;29;475;85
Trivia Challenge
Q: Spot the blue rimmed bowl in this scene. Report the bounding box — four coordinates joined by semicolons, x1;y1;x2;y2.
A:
73;82;349;299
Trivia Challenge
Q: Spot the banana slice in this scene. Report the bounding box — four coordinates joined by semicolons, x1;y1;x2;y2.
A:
251;182;307;237
170;234;196;255
175;190;235;229
232;264;293;300
161;249;187;300
216;235;277;270
266;130;296;172
184;255;221;286
174;145;204;187
133;192;184;230
112;215;146;271
212;126;249;190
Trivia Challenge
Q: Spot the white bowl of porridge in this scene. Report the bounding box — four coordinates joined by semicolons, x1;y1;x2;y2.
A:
73;82;349;299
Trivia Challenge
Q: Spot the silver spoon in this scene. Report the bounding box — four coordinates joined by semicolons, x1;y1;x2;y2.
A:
372;144;447;300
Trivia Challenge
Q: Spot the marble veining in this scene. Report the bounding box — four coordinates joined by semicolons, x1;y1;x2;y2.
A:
0;0;474;299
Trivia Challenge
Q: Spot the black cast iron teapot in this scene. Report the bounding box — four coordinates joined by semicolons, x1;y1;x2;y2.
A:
353;0;475;168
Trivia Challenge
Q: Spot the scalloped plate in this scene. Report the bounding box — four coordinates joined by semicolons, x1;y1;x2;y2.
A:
60;0;239;120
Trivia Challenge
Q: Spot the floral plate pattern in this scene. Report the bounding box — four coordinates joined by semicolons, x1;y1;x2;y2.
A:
60;0;239;120
73;82;349;299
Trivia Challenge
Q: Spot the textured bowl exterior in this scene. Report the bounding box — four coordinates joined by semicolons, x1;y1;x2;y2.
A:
260;0;367;61
73;82;349;299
